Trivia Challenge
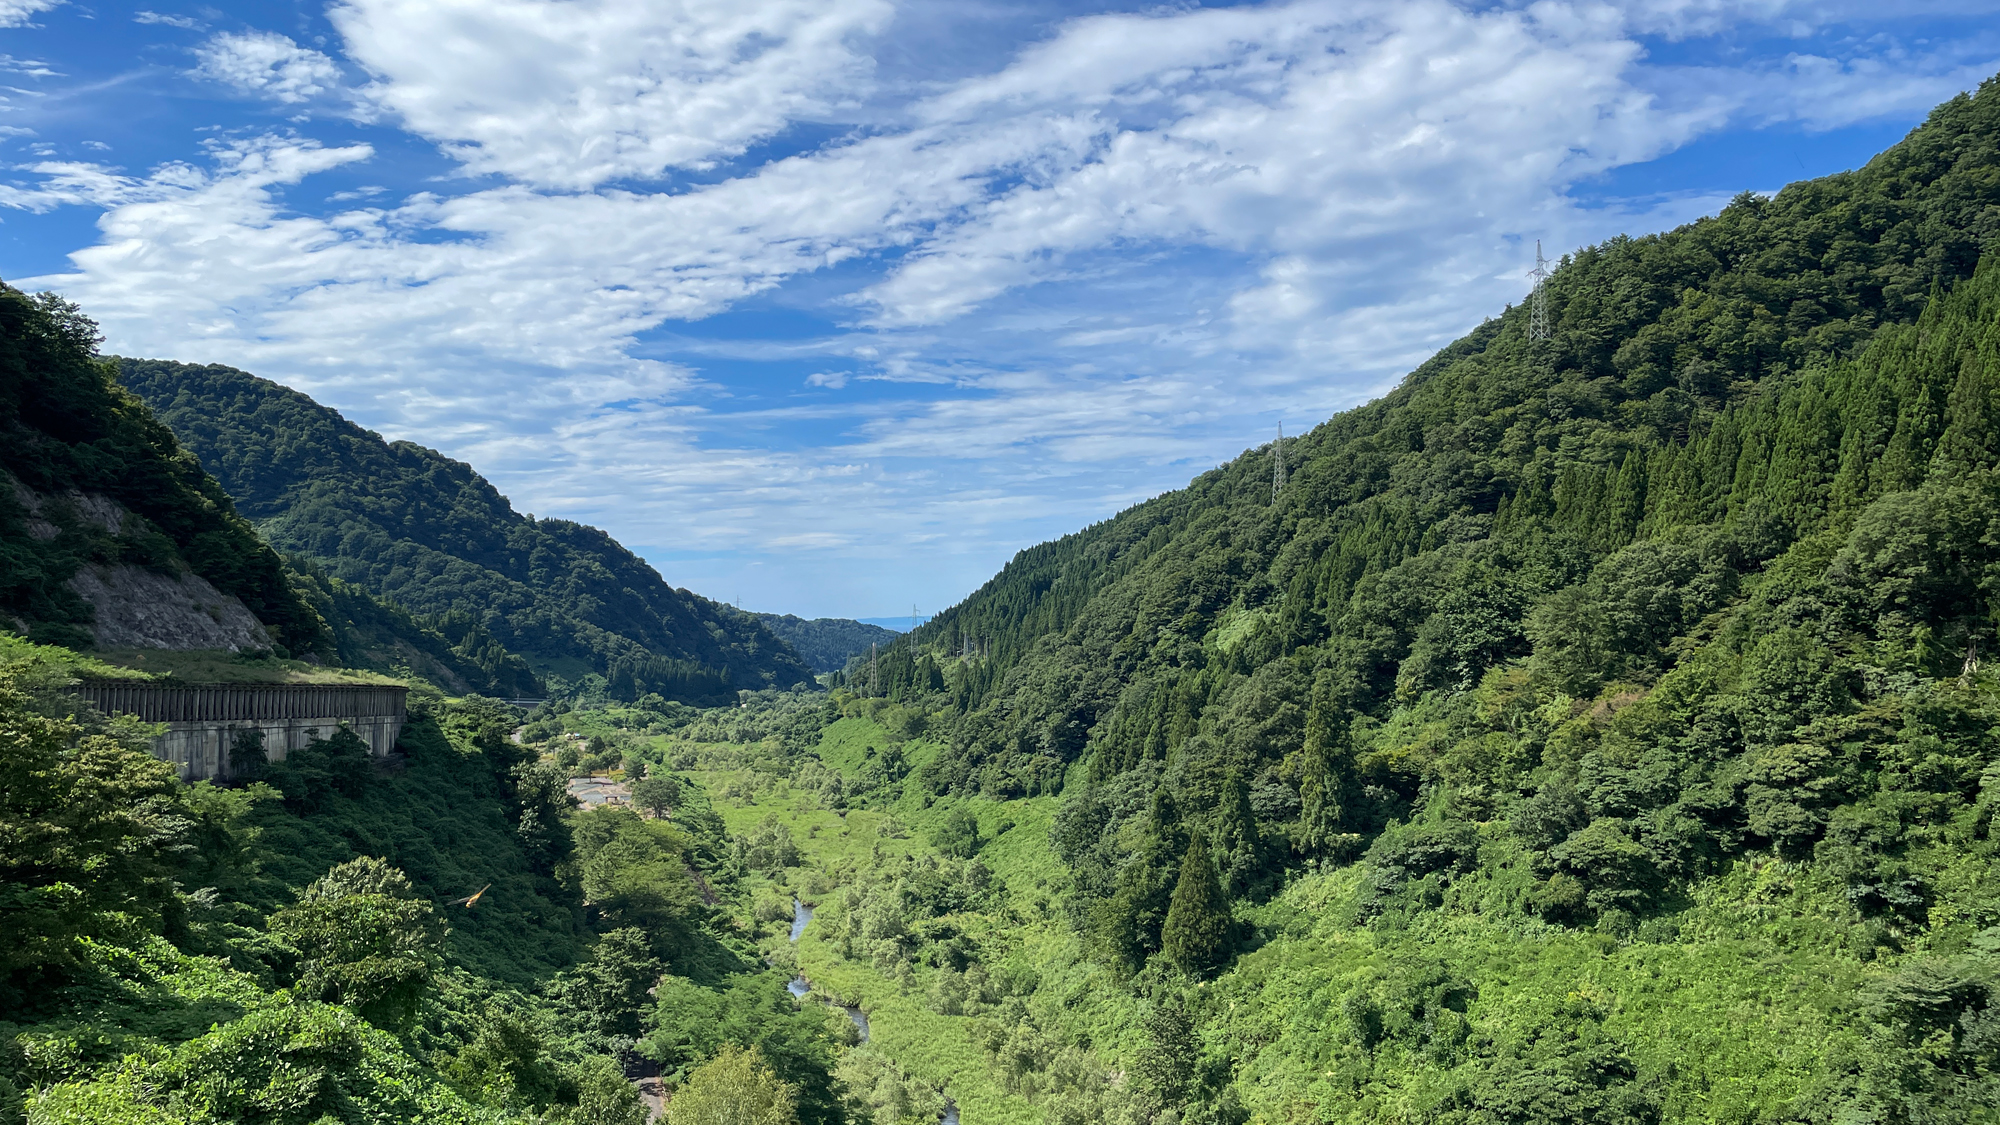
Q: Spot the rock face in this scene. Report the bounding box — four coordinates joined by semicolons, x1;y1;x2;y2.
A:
10;476;275;652
68;563;274;652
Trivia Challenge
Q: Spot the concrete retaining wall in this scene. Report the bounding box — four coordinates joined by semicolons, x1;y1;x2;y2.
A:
70;681;408;782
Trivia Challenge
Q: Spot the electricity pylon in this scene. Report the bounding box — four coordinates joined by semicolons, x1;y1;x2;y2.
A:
1529;239;1551;342
1273;423;1287;501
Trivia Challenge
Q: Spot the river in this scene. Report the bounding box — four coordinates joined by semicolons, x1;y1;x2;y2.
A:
787;899;870;1042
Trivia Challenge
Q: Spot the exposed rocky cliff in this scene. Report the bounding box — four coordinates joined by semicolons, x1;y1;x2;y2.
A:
5;476;275;652
0;286;324;653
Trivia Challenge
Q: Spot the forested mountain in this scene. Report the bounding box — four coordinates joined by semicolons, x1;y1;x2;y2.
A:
0;289;544;691
0;285;831;1124
833;78;2000;1119
0;288;325;655
287;560;543;697
11;62;2000;1125
757;614;902;674
119;359;814;693
901;76;2000;770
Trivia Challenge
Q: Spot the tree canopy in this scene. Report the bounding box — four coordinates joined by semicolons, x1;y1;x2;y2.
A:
117;357;814;695
0;290;322;654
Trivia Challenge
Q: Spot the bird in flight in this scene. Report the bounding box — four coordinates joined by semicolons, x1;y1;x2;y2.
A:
449;884;492;909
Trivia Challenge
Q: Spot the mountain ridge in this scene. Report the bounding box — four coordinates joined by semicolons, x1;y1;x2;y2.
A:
117;358;815;695
0;289;324;655
755;613;902;674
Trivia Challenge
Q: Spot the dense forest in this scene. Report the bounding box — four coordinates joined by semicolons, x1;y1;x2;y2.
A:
826;78;2000;1121
9;66;2000;1125
0;634;851;1125
118;359;814;694
0;289;322;655
759;615;904;675
287;560;545;697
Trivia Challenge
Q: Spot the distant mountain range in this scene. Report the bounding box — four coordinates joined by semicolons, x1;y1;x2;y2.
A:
119;359;815;695
855;615;931;633
755;614;902;673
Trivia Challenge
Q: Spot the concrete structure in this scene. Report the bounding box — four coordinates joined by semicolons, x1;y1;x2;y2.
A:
69;681;408;782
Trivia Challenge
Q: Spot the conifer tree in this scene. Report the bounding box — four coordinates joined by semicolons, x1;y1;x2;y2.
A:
1212;770;1260;897
1296;671;1351;858
1097;788;1188;967
1161;836;1229;977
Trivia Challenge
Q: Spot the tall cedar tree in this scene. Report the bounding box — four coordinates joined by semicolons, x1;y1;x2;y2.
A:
1161;835;1230;977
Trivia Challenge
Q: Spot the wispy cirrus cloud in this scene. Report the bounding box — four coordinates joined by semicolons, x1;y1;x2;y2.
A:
5;0;1996;613
135;10;205;30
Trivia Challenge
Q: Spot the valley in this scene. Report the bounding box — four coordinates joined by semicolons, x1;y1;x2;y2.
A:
5;71;2000;1125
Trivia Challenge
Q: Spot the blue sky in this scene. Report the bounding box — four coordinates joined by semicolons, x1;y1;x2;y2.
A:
2;0;1997;619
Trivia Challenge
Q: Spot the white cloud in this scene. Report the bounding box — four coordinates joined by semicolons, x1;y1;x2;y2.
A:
193;31;344;105
1594;0;1998;38
0;0;57;29
0;158;203;213
1695;48;2000;132
11;0;1997;612
857;0;1681;327
855;0;1998;332
330;0;894;189
136;10;204;30
0;54;61;77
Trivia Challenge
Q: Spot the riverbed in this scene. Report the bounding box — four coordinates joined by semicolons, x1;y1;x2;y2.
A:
787;899;870;1042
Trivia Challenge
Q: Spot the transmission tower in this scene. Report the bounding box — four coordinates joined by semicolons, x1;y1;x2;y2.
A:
869;642;879;696
1272;422;1287;501
1528;239;1551;342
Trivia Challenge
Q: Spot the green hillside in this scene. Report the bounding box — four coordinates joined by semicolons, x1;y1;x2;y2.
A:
904;76;2000;766
0;287;841;1125
11;59;2000;1125
0;287;324;655
815;79;2000;1122
758;614;903;674
117;359;815;694
286;560;544;697
0;633;848;1125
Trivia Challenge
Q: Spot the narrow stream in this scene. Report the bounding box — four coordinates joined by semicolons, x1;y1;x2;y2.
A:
787;899;869;1042
788;899;950;1118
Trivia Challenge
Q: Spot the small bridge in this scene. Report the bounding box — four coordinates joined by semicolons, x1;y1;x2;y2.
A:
70;681;408;782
